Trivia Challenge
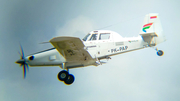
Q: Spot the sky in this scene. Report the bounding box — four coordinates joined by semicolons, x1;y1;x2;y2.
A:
0;0;180;101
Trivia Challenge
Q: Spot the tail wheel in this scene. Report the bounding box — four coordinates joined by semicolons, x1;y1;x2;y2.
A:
157;50;164;56
64;74;75;85
57;70;69;81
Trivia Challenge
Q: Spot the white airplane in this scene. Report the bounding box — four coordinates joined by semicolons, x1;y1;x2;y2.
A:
16;13;166;85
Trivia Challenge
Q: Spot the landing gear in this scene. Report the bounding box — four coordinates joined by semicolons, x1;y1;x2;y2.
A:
64;74;75;85
57;70;69;81
154;47;164;56
57;70;75;85
157;50;164;56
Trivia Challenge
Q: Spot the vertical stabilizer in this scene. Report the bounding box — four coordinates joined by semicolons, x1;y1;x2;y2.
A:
140;13;166;45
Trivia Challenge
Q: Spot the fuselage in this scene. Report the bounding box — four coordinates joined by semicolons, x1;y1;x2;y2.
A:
25;30;149;69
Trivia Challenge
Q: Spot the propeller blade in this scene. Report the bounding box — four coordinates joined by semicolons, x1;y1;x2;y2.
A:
23;65;26;79
18;51;22;58
20;44;24;59
25;63;29;72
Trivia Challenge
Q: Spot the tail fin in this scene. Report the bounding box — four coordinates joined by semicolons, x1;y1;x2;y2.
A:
140;13;166;45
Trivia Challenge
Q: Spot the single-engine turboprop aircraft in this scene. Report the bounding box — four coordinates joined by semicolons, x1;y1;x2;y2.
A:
16;13;166;85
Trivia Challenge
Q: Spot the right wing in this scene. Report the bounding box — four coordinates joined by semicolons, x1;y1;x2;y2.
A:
49;36;94;64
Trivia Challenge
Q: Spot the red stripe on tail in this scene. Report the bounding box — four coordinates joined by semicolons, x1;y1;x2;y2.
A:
143;23;153;27
150;16;157;19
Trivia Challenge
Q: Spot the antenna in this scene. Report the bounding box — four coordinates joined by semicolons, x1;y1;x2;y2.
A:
96;15;144;30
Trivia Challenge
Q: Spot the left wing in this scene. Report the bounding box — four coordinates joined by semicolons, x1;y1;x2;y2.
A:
49;36;94;63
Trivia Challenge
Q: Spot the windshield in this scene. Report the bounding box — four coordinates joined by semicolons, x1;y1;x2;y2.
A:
82;34;90;41
89;34;98;41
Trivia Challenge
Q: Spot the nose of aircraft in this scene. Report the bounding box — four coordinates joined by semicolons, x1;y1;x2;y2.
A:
16;59;25;64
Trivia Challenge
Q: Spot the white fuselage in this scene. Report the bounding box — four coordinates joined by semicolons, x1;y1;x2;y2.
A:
83;36;146;59
26;34;148;69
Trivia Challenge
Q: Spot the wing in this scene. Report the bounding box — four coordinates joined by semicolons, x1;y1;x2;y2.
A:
49;36;94;63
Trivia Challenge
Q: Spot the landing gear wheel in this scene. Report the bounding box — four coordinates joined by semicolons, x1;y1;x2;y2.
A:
57;70;69;81
64;74;75;85
157;50;164;56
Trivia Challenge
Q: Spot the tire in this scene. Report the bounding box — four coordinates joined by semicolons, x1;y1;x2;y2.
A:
64;74;75;85
157;50;164;56
57;70;69;81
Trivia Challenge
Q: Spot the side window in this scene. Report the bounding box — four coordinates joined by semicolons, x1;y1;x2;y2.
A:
99;33;110;40
89;34;98;41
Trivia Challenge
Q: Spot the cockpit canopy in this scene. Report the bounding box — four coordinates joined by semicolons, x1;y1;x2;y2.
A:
82;30;123;41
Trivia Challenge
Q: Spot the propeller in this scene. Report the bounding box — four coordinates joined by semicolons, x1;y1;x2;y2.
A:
16;44;29;79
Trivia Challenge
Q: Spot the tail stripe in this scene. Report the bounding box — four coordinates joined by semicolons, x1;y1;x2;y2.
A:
143;23;153;27
150;16;157;19
142;23;153;32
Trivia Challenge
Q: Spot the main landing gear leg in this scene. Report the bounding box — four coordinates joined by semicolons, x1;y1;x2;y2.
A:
155;47;164;56
57;63;75;85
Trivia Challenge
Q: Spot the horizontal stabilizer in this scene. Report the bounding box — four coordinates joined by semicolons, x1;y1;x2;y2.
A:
140;32;158;37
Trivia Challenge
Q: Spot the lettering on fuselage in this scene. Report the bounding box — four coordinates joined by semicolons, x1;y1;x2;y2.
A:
86;45;96;48
128;40;138;43
111;46;128;53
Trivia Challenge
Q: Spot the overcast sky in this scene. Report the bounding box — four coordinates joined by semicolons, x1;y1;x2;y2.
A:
1;0;180;101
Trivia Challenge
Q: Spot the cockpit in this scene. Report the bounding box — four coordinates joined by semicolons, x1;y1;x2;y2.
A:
82;30;123;41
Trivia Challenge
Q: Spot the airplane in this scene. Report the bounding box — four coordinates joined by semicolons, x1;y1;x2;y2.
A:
16;13;166;85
